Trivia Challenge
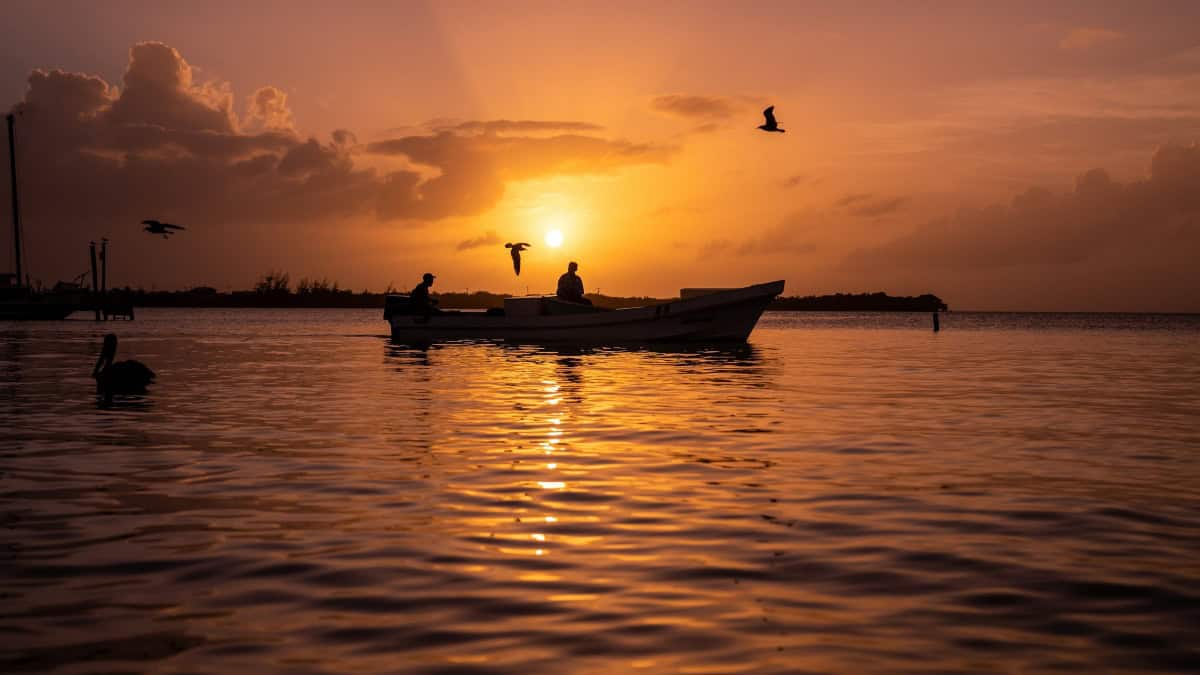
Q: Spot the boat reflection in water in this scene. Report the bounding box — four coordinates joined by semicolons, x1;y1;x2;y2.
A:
381;338;773;587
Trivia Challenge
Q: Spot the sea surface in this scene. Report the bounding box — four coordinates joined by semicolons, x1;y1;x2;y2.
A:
2;309;1199;673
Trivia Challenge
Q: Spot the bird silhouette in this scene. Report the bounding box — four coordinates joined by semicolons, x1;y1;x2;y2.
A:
92;334;155;401
505;242;531;276
758;106;785;133
142;220;187;238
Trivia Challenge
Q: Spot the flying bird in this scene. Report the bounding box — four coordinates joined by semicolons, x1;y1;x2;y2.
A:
92;334;155;401
142;220;187;238
505;242;531;276
758;106;785;133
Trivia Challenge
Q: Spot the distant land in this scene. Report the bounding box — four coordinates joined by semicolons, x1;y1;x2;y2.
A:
771;292;948;312
108;273;948;312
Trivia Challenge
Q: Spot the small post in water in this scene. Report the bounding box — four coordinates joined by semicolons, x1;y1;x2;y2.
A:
932;311;940;332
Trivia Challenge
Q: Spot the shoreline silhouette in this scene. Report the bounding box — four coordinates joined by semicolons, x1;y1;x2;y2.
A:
97;282;949;312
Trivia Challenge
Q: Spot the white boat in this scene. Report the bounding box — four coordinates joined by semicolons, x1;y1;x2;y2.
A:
385;280;785;344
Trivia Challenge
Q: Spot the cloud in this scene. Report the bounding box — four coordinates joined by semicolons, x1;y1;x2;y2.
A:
331;128;357;146
438;119;604;134
840;144;1200;308
366;132;672;220
650;94;745;120
648;204;706;218
699;218;817;259
8;42;373;233
109;42;236;134
697;239;732;259
736;228;816;256
3;42;673;285
836;193;872;207
834;193;907;217
850;196;907;218
781;173;818;189
456;230;501;251
1059;27;1124;51
246;86;295;131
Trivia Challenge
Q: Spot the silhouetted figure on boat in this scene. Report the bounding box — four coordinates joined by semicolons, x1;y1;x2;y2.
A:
92;334;154;401
142;220;186;238
556;261;591;305
505;242;531;276
410;273;441;315
758;106;785;133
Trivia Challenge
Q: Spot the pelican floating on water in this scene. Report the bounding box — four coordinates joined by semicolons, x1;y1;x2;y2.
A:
92;334;154;398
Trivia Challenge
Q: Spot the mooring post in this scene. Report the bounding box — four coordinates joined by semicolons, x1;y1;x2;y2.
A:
7;114;23;287
932;311;940;332
99;238;108;320
88;241;100;321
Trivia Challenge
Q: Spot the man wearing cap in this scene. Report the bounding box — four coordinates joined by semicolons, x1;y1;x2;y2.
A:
409;272;441;315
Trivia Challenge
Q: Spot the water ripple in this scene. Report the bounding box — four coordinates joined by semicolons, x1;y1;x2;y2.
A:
2;310;1199;672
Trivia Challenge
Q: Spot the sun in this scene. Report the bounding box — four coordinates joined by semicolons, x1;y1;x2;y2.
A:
545;229;564;248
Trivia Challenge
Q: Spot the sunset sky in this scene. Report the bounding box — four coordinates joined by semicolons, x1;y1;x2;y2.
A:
3;0;1199;310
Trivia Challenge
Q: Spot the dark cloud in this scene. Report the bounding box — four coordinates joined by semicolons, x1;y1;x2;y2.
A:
456;230;501;251
3;42;669;284
841;144;1200;309
650;94;747;120
9;42;370;235
330;129;357;146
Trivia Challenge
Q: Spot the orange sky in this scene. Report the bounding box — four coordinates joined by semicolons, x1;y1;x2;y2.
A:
2;1;1199;310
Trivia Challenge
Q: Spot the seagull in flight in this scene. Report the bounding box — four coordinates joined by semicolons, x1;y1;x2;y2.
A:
505;242;531;276
758;106;785;133
142;220;187;238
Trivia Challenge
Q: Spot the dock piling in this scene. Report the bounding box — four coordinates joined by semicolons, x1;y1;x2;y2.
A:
99;238;108;318
88;241;100;321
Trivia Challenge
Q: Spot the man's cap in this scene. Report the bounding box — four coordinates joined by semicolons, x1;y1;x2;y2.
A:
423;272;436;280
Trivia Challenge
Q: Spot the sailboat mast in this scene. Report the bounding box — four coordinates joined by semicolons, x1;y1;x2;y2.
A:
6;113;22;286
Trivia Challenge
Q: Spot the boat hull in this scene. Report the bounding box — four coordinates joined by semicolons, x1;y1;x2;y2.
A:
388;280;784;344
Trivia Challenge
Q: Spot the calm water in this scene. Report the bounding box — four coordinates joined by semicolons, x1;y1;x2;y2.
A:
2;310;1199;673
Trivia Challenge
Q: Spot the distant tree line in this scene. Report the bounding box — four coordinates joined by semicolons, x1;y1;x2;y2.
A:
115;271;946;311
769;292;948;311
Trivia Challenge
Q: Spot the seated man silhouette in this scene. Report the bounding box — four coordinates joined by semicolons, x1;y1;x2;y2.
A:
556;261;592;305
409;272;441;315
